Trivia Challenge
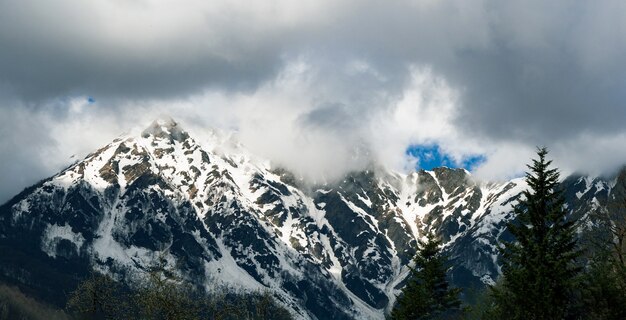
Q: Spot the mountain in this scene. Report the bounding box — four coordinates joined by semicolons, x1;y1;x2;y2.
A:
0;118;621;319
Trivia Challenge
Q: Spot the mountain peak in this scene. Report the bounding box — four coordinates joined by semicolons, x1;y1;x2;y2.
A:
141;116;189;142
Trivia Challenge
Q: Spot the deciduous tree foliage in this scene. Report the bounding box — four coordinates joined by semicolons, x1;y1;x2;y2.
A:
66;253;293;320
66;271;128;320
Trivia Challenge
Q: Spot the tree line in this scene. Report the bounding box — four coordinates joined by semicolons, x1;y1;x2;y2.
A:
64;255;293;320
390;147;626;320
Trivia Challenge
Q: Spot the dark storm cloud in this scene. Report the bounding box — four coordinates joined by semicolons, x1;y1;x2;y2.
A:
443;11;626;143
1;0;626;202
0;107;56;202
3;0;623;142
0;1;289;102
305;0;626;145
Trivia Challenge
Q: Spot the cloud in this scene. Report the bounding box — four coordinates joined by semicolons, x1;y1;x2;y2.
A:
1;0;626;201
0;0;309;100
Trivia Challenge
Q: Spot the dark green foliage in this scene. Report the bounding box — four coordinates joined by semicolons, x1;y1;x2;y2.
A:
391;232;461;320
460;282;500;320
578;250;626;319
493;147;581;319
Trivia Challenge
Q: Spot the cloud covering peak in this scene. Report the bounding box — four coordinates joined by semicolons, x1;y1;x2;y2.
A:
1;0;626;202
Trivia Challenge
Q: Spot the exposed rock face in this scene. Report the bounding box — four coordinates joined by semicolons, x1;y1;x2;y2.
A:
0;119;619;319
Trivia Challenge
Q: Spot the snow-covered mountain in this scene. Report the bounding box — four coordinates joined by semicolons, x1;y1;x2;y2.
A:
0;118;620;319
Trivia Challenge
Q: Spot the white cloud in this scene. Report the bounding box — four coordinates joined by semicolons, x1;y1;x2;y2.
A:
2;0;626;201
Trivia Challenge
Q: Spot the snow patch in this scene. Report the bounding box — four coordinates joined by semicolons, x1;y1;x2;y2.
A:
41;223;85;258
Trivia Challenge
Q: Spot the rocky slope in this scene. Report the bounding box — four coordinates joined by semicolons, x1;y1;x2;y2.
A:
0;118;619;319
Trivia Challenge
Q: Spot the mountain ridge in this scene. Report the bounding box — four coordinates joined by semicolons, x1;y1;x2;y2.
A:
0;118;618;319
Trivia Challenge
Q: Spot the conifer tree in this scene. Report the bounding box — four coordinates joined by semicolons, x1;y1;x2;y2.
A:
391;231;461;320
493;147;581;319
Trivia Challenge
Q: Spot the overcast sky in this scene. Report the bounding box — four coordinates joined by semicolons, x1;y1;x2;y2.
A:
1;0;626;202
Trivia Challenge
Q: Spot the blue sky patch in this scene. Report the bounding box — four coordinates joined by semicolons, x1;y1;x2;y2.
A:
406;144;486;171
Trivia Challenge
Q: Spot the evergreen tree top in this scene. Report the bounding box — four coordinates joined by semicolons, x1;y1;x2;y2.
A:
495;147;581;320
391;231;461;320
